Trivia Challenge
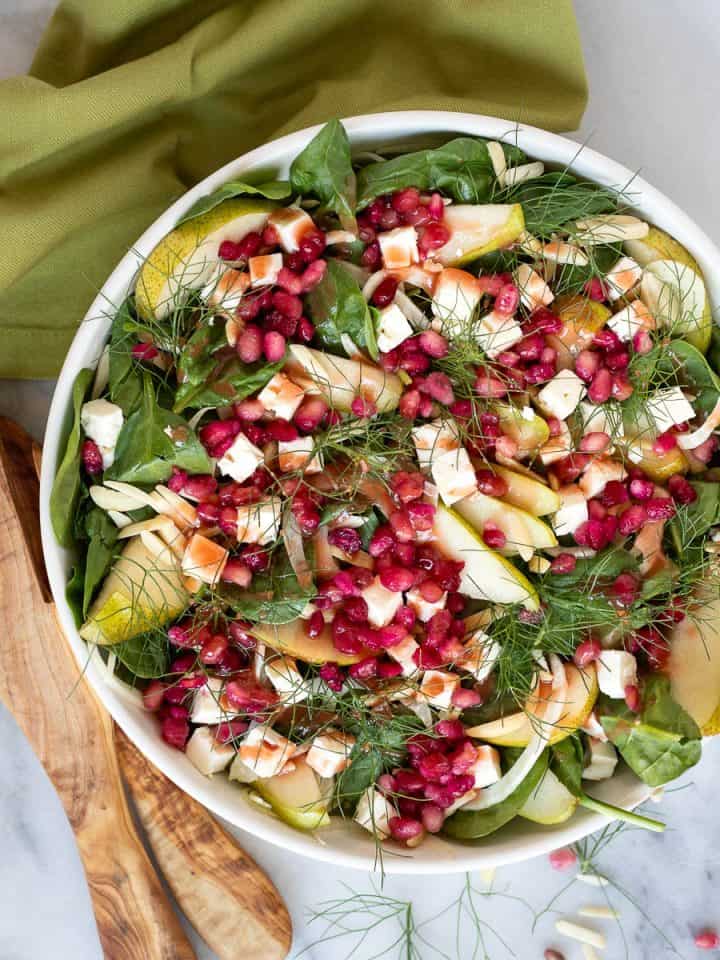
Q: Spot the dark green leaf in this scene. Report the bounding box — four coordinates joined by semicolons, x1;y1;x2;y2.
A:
548;546;639;590
501;172;619;238
107;374;213;484
357;511;380;551
66;564;85;627
666;340;720;416
177;180;291;225
83;507;119;616
550;737;584;796
669;481;720;549
600;675;701;786
221;547;314;624
334;748;383;815
112;632;171;679
357;138;525;207
108;298;144;414
290;120;356;227
51;367;94;548
306;260;378;359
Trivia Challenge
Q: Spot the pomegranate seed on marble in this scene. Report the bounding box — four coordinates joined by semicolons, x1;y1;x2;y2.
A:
574;639;602;667
236;324;263;363
668;474;697;505
495;283;520;316
646;497;676;521
482;522;506;550
452;687;483;708
694;930;720;950
588;367;612;403
575;349;601;383
580;431;611;453
371;276;399;308
624;684;641;712
549;847;577;870
162;716;189;750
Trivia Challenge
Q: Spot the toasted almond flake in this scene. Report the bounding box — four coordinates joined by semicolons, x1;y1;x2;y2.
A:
555;920;606;949
117;515;179;540
579;905;620;920
487;141;507;179
90;483;150;512
91;347;110;400
103;480;159;510
575;214;649;244
153;484;199;530
139;529;177;560
502;160;544;187
107;510;132;528
575;872;609;887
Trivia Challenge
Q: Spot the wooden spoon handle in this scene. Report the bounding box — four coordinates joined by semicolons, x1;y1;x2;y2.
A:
0;417;196;960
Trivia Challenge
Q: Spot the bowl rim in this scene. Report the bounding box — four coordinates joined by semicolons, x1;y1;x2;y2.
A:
39;110;720;875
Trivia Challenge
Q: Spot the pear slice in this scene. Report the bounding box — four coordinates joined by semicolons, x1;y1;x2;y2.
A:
433;504;538;609
492;402;549;459
255;756;330;831
80;536;188;645
286;344;403;413
135;198;278;319
454;491;557;561
624;225;701;271
490;465;561;517
465;663;598;747
668;589;720;735
640;258;712;353
434;204;525;266
252;619;367;666
518;768;578;824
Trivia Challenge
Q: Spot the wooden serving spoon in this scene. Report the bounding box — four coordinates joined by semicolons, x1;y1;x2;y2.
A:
0;417;292;960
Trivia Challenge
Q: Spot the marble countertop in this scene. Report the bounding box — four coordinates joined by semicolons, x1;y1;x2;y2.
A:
1;2;719;957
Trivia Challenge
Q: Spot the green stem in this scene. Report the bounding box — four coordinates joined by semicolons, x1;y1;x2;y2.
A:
579;794;665;833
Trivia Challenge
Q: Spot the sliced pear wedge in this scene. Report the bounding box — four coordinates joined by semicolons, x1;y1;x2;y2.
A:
434;204;525;266
492;402;549;459
490;465;561;517
454;491;557;561
668;587;720;735
252;619;367;666
255;756;330;831
625;225;701;271
518;768;578;824
640;258;712;353
286;344;403;413
433;504;538;609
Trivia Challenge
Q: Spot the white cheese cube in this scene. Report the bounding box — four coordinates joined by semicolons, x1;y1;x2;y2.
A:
469;744;502;788
191;678;237;725
80;398;124;469
597;650;638;699
235;497;283;545
419;669;459;709
238;725;296;779
607;300;653;341
228;753;259;784
265;655;309;704
249;253;283;287
268;206;315;253
476;310;524;358
181;533;228;585
539;420;574;466
582;738;618;781
306;728;356;778
514;263;554;310
579;401;624;440
541;241;588;266
257;372;305;421
406;585;448;623
376;303;414;353
578;458;627;500
378;225;419;270
200;265;249;313
431;268;482;337
186;726;235;777
605;256;642;302
354;787;397;839
645;387;695;434
411;418;461;472
277;437;323;474
552;484;588;538
458;634;498;683
217;431;264;483
431;446;478;506
387;634;420;676
581;710;608;743
537;370;586;422
361;576;404;628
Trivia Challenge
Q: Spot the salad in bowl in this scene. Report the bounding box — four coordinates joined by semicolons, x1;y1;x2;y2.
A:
49;118;720;854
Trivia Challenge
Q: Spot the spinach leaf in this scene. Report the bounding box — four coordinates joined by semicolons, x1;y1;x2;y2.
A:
306;260;378;359
358;510;380;551
112;632;171;679
221;547;314;624
107;374;212;484
600;675;701;786
177;180;291;225
174;319;282;412
334;748;384;815
550;737;584;796
547;546;639;590
358;138;525;207
66;564;85;627
83;507;119;616
669;481;720;548
442;750;548;840
667;339;720;416
51;367;94;548
501;172;618;238
709;325;720;377
108;298;144;414
290;120;356;227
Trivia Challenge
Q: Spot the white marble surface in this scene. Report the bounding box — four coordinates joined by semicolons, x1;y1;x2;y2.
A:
1;2;720;958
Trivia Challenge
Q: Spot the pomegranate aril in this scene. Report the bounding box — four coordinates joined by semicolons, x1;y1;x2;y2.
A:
419;371;454;405
161;715;189;750
633;329;653;354
299;229;326;263
580;431;610;453
371;276;399;308
132;341;159;360
694;930;720;950
420;803;444;834
494;283;520;316
592;327;620;351
516;333;545;362
629;475;654;500
575;349;601;383
351;395;377;418
348;656;379;680
142;680;165;711
391;469;425;503
236;324;263;363
380;566;415;593
435;718;464;740
668;473;697;505
475;469;508;497
360;242;381;270
263;331;287;362
388;816;424;843
418;329;449;358
452;687;482;708
319;662;345;691
474;372;507;397
218;240;242;261
624;683;641;712
549;847;577;870
272;289;303;320
482;522;506;550
574;639;602;667
418;751;451;782
221;558;252;587
611;372;633;401
418;221;450;254
601;479;629;507
369;525;396;557
652;432;678;455
588;367;612;404
399;388;422;419
585;276;606;301
200;634;229;665
215;719;249;743
392;187;421;213
81;439;104;475
645;497;676;521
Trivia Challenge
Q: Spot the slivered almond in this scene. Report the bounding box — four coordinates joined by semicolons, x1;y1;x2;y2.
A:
91;348;110;400
103;480;159;510
555;920;606;949
575;214;649;244
542;241;589;266
578;905;620;920
153;484;199;530
502;161;544;187
139;530;178;560
90;484;148;512
108;510;132;528
487;141;507;179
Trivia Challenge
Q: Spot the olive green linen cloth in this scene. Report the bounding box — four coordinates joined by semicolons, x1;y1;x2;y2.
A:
0;0;587;378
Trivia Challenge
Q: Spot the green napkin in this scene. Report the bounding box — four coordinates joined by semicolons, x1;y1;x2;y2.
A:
0;0;587;378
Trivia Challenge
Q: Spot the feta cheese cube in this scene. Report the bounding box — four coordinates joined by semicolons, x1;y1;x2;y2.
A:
411;418;461;472
265;655;309;704
354;787;396;839
539;420;574;466
249;253;283;287
581;709;608;742
579;401;624;440
257;372;305;421
458;633;498;683
277;436;323;474
200;265;250;312
476;310;524;358
217;431;264;483
406;585;448;622
235;498;283;545
552;484;588;538
578;457;627;500
541;241;588;266
605;256;642;302
181;533;228;585
469;744;502;788
268;206;315;253
645;387;695;434
376;303;414;353
582;738;618;781
387;633;420;676
80;398;124;469
607;300;653;341
537;370;586;421
191;677;238;725
419;669;460;709
514;263;554;310
431;268;482;336
238;725;296;779
361;576;403;628
431;446;478;506
597;650;638;699
186;726;235;777
378;226;419;270
306;728;356;778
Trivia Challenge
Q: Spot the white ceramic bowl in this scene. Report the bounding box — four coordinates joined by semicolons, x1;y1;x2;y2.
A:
40;112;720;874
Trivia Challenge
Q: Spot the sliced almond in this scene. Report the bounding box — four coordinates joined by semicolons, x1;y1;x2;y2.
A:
139;529;179;562
555;920;606;949
542;241;589;266
103;480;159;510
325;229;357;245
153;484;199;531
578;905;620;920
108;510;132;528
118;516;187;560
90;484;146;512
487;141;507;179
502;161;544;188
574;214;649;244
91;347;110;400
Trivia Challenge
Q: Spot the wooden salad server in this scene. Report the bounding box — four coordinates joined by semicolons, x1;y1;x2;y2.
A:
0;417;292;960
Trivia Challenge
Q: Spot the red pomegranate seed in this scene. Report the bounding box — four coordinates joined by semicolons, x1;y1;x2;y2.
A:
360;241;381;270
272;289;303;320
618;503;646;535
262;225;279;246
348;656;379;680
451;687;482;708
369;525;396;557
418;751;451;782
142;680;165;711
629;475;653;500
575;349;601;383
215;719;249;743
419;222;450;255
199;634;229;665
299;259;327;292
380;566;415;593
549;847;577;870
182;474;217;500
427;193;444;220
305;610;325;638
392;187;421;213
474;372;508;397
399;388;422;419
420;371;455;405
584;276;606;301
394;769;426;794
605;349;630;372
221;558;252;587
611;372;634;401
645;497;676;521
550;553;577;574
694;930;720;950
407;502;436;532
379;207;400;230
624;684;641;712
236;231;262;258
483;522;506;550
475;469;508;497
633;329;653;354
262;331;286;362
371;276;399;308
419;579;444;603
167;467;188;493
161;715;189;750
394;605;416;630
391;470;425;502
612;571;640;605
351;395;377;418
218;240;242;261
132;341;159;361
436;718;464;740
524;362;555;384
668;474;697;505
588;367;612;404
81;439;104;474
574;638;602;667
601;480;629;506
517;333;545;362
495;283;520;316
275;266;303;294
415;329;448;359
299;229;326;263
652;432;678;455
420;803;444;834
580;431;611;453
236;324;263;363
544;951;566;960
